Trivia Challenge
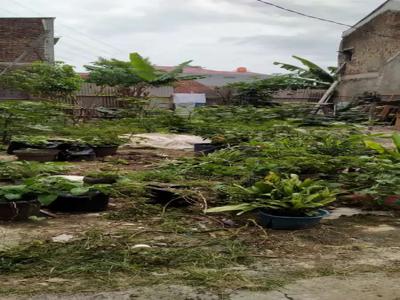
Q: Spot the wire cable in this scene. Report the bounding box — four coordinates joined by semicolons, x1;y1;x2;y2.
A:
254;0;398;39
6;0;124;53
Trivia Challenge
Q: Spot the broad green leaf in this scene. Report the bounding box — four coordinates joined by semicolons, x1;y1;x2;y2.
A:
38;194;58;206
206;203;259;214
4;193;22;200
392;133;400;152
364;140;386;154
70;187;90;196
129;52;157;82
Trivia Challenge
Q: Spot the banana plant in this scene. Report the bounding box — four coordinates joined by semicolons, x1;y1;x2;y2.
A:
206;172;336;216
364;133;400;160
85;53;199;97
274;55;336;87
129;52;198;86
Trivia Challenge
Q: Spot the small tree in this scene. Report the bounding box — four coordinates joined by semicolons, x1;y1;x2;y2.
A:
228;75;316;106
85;52;197;98
0;101;69;143
0;61;83;99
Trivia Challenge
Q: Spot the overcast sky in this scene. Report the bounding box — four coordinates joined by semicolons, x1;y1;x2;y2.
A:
1;0;385;73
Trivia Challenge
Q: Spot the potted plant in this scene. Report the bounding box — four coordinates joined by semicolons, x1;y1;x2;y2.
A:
84;136;125;158
0;185;40;221
10;136;61;162
25;177;111;213
207;172;335;230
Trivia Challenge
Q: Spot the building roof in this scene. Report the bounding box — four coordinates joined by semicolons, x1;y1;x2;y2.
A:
156;66;263;76
343;0;400;37
174;80;214;94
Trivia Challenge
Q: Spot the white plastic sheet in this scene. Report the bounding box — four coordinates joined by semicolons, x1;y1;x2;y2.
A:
120;133;210;150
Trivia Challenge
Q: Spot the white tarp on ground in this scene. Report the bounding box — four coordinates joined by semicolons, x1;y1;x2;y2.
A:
120;133;210;150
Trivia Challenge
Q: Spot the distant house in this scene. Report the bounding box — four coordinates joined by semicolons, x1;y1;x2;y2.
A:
337;0;400;103
0;17;57;99
157;66;268;105
157;66;268;87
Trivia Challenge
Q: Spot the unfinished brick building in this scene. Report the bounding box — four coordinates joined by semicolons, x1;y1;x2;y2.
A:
337;0;400;103
0;17;56;99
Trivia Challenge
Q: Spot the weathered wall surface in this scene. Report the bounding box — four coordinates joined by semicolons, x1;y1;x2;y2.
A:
337;10;400;102
377;54;400;95
0;18;55;65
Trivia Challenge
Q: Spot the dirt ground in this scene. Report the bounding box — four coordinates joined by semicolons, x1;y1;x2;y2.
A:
1;148;400;299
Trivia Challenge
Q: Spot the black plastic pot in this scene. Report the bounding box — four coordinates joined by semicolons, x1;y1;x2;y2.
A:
58;147;96;162
83;176;118;184
146;184;189;207
14;149;60;162
194;143;222;156
46;191;109;213
257;209;330;230
0;199;41;221
92;145;118;158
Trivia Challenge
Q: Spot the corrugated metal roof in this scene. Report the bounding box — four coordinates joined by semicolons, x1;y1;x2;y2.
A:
156;65;264;76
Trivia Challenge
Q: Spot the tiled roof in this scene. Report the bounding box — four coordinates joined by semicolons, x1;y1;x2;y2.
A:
174;80;214;94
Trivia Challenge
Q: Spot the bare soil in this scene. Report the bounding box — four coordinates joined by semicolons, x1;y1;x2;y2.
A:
1;148;400;299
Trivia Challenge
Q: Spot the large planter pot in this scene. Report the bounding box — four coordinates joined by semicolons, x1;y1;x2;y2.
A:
92;145;118;158
46;191;109;213
0;199;41;221
7;141;62;154
194;143;222;156
257;209;330;230
14;149;60;162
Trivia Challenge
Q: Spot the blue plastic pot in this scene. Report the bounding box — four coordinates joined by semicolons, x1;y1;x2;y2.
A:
257;209;330;230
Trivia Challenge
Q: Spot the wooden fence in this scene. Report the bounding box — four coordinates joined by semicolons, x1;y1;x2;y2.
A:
272;89;326;103
57;83;175;118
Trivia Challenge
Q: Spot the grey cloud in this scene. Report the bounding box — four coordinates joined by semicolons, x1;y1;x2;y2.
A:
0;0;385;72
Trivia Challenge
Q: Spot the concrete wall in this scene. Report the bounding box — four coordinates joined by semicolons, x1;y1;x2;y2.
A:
0;18;55;67
337;10;400;102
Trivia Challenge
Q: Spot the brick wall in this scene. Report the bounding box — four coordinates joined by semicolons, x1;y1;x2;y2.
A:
337;11;400;102
339;11;400;76
0;18;50;63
